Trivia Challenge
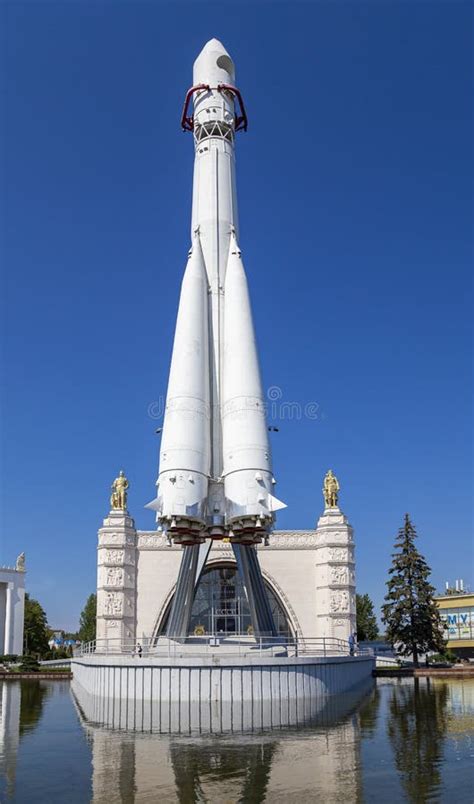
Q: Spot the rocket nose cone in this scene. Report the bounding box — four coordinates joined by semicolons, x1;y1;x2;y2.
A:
202;38;228;54
193;38;235;85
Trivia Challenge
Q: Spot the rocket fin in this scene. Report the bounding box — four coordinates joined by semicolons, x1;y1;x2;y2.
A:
267;494;287;512
144;498;161;512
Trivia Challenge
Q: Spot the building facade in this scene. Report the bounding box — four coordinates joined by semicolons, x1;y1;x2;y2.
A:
435;592;474;658
0;558;25;656
96;493;357;647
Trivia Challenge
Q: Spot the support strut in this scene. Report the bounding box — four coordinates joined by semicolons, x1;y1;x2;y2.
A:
232;544;277;637
166;541;211;640
166;541;277;640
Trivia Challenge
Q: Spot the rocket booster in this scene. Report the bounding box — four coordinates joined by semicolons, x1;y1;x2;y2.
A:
149;40;285;543
155;234;210;533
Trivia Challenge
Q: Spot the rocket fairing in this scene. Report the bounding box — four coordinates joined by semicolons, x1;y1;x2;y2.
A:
150;39;286;544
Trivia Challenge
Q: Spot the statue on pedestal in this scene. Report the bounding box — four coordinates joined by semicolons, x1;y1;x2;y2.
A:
323;469;340;508
110;470;129;511
16;552;25;572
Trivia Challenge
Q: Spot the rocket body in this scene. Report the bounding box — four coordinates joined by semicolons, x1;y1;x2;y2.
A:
152;40;285;543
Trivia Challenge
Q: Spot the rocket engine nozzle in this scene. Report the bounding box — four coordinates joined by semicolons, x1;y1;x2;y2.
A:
165;517;207;545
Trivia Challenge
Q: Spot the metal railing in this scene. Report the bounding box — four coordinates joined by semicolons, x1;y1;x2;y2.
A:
74;635;371;660
39;658;72;668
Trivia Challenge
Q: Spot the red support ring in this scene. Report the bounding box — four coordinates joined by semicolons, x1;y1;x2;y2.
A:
180;84;248;133
180;84;210;131
217;84;248;132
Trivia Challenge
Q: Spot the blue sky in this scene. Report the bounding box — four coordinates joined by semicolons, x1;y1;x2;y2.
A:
2;2;472;631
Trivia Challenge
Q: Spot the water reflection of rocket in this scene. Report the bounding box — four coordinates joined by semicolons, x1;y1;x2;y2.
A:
147;39;285;545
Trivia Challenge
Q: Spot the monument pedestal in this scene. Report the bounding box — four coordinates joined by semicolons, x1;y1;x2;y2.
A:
314;506;356;643
96;510;137;649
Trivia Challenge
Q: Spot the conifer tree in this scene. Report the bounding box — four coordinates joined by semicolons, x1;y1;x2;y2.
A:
356;593;379;641
382;514;446;666
388;678;448;800
78;593;97;643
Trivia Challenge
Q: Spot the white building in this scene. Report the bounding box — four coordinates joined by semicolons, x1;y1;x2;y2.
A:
0;557;25;656
96;488;356;647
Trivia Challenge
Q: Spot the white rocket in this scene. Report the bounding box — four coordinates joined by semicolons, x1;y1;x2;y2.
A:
148;39;285;544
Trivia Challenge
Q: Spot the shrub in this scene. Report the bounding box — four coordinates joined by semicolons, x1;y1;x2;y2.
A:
429;651;456;665
43;647;71;660
19;655;40;672
54;647;72;659
0;655;19;664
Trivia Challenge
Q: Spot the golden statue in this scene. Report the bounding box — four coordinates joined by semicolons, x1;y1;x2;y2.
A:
323;469;340;508
110;470;129;510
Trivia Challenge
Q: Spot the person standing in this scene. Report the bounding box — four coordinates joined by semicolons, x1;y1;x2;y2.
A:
348;632;355;656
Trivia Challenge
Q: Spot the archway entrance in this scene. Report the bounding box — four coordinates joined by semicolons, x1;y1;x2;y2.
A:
159;562;292;638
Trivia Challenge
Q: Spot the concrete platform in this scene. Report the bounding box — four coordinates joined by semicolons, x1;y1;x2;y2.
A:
71;651;374;734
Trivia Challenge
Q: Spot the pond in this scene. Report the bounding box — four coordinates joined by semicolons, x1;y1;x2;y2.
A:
0;677;472;802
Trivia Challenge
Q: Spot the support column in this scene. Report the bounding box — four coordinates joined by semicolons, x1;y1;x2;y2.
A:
10;584;25;657
314;507;356;643
4;584;13;655
96;510;137;651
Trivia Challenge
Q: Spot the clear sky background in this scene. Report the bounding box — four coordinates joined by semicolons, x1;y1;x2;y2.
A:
2;1;472;631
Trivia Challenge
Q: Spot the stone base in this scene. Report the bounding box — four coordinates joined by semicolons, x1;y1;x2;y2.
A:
96;510;137;646
71;653;374;733
314;506;356;643
93;502;360;651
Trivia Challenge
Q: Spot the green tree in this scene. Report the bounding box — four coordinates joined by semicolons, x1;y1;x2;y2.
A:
23;593;50;657
358;685;381;738
356;593;380;641
19;680;51;735
387;678;448;801
382;514;445;666
78;593;97;643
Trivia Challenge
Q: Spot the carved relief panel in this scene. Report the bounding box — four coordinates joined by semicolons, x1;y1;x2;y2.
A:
98;548;135;566
330;590;350;613
330;566;349;585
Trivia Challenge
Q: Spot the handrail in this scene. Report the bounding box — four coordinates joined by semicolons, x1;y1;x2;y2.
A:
74;635;371;660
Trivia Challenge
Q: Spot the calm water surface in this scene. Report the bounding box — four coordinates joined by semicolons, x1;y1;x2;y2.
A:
0;677;472;802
